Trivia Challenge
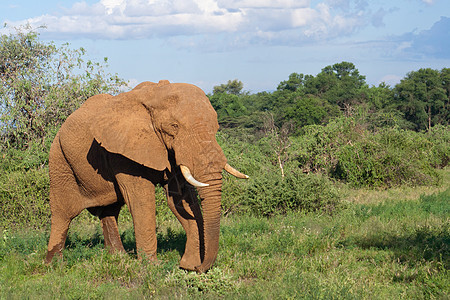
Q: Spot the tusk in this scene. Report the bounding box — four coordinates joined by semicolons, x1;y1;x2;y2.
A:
180;165;209;187
224;163;249;179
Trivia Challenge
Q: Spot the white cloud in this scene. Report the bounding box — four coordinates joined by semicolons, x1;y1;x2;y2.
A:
217;0;309;9
101;0;126;14
2;0;376;46
291;8;319;27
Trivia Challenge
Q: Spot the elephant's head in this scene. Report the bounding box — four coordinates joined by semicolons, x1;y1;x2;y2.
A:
92;80;247;272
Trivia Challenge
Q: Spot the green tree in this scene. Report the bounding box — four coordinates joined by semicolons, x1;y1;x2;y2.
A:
0;26;126;150
365;82;393;110
209;92;248;127
285;96;337;131
277;73;304;92
304;62;367;110
440;68;450;106
394;68;449;131
360;83;411;129
213;79;244;95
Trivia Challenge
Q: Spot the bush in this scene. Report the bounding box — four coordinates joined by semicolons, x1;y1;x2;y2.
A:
219;131;342;216
295;117;361;174
222;168;341;217
0;140;52;172
242;170;341;216
425;124;450;168
333;129;438;187
217;130;272;181
0;26;126;151
296;117;446;187
0;167;50;229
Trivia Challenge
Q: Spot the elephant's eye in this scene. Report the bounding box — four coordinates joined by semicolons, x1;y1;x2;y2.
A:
170;123;179;135
162;122;179;137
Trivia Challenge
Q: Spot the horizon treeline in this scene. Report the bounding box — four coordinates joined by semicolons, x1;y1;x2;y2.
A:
209;62;449;135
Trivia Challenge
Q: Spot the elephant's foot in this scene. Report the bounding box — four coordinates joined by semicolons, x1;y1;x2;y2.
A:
45;242;65;264
179;252;201;271
105;244;126;254
136;248;158;262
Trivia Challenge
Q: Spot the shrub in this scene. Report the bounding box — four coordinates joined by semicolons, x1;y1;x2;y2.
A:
222;168;341;217
295;117;361;174
334;127;443;187
219;130;342;216
242;170;341;216
296;117;446;187
0;167;50;229
0;140;51;172
0;26;126;151
425;124;450;168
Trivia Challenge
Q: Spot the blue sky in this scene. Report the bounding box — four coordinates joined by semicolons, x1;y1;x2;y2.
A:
1;0;449;93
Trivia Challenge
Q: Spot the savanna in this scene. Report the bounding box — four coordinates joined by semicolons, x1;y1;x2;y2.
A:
1;29;448;299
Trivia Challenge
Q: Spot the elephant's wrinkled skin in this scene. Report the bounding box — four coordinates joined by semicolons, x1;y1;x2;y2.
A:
45;80;246;273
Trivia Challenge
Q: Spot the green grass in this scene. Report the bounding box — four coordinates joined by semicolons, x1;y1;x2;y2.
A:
1;184;449;298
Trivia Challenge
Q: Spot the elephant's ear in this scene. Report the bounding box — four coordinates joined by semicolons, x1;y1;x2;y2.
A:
92;100;169;171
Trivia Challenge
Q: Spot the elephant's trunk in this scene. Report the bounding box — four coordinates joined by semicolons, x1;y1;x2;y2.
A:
195;175;222;273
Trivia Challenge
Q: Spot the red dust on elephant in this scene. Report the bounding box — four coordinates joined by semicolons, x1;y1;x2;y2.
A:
45;80;248;273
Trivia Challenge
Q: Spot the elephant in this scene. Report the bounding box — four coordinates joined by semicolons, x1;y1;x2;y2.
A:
45;80;248;273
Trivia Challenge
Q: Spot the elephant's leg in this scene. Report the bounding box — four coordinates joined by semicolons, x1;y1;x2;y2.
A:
115;173;157;260
90;202;126;253
46;139;85;263
45;214;71;263
165;179;204;270
101;216;125;253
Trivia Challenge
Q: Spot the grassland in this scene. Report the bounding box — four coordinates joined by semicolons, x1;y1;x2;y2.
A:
0;169;448;299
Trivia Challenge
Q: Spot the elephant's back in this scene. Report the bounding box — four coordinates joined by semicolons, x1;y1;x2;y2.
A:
70;94;114;123
58;94;113;147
